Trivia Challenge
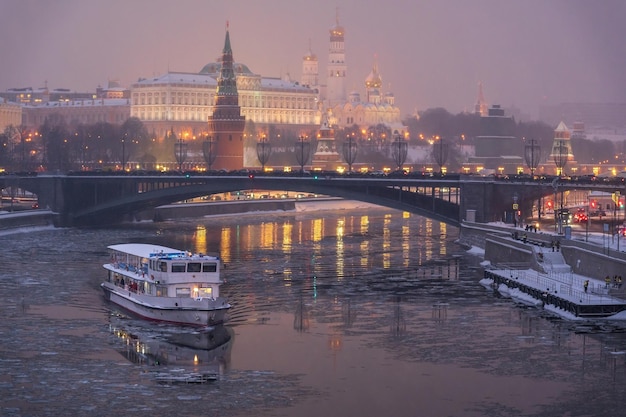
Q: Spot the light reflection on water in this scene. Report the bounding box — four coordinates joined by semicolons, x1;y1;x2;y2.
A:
1;206;626;417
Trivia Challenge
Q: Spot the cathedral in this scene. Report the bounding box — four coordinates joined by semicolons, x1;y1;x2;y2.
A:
301;15;404;132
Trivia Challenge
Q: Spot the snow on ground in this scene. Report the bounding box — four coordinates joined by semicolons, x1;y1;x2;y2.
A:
466;246;485;256
295;199;381;212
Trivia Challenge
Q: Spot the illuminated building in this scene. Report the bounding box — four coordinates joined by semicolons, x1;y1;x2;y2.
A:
0;97;22;132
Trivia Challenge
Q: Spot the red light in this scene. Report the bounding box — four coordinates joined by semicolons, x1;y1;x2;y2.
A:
547;201;553;209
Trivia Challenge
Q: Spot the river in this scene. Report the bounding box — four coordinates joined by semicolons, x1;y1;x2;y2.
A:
1;203;625;417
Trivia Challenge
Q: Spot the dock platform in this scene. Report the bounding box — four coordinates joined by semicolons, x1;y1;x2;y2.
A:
484;268;626;318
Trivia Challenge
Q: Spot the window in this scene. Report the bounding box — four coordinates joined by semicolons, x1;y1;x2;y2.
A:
176;287;191;297
159;261;168;272
203;262;217;272
172;263;186;272
187;262;201;272
198;287;213;298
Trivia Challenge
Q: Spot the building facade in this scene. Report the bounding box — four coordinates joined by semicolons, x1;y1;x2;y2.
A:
0;98;22;132
469;105;523;172
21;98;130;129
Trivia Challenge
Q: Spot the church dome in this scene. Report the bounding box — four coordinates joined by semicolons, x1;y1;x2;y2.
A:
365;69;382;89
199;60;255;76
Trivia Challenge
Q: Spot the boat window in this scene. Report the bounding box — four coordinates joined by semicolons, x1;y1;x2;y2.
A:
159;261;168;272
203;262;217;273
187;262;202;273
198;287;213;297
176;287;191;297
172;263;186;273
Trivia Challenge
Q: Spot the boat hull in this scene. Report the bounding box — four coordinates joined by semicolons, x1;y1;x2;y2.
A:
101;282;229;326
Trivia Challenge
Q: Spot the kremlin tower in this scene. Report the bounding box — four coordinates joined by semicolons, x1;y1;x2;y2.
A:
311;111;341;170
549;121;576;175
207;23;246;170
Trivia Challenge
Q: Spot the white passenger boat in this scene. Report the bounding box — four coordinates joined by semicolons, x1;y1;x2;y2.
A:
101;243;230;326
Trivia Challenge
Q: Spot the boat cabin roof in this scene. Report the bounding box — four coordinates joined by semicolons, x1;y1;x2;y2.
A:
108;243;217;261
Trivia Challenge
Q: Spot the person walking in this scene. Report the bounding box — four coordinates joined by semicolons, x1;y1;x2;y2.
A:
583;280;589;293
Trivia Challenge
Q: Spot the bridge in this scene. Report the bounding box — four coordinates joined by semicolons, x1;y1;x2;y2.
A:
1;173;624;227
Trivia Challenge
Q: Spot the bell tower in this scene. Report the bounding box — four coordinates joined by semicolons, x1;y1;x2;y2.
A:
326;10;347;108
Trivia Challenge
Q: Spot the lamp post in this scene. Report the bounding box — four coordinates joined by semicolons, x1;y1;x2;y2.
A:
342;133;358;173
256;134;272;172
525;138;542;221
202;135;216;171
174;137;188;172
391;130;408;171
433;136;448;174
553;141;568;233
120;136;127;171
294;135;311;174
524;138;541;177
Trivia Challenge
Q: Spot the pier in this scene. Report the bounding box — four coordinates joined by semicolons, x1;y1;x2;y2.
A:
484;267;626;318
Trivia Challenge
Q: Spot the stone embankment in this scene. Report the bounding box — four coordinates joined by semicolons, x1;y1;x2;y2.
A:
459;221;626;288
0;210;57;231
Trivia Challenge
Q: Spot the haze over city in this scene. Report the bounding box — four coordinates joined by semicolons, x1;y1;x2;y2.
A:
1;0;625;119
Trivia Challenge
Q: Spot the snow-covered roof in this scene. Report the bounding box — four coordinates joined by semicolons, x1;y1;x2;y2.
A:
134;72;216;87
22;98;129;108
108;243;185;259
261;77;311;91
555;121;569;132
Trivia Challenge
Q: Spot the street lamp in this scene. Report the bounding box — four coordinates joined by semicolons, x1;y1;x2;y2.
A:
342;133;358;173
121;136;127;171
174;137;188;172
294;135;311;174
256;134;272;172
524;138;541;177
433;136;448;174
202;135;216;171
391;130;408;171
553;141;568;233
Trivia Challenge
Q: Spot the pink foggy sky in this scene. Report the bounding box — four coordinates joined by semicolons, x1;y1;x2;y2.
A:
1;0;625;119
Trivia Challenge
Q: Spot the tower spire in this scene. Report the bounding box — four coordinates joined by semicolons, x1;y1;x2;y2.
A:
474;81;487;116
207;22;245;170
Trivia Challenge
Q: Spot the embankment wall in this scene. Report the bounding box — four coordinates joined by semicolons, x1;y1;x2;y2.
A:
460;221;626;281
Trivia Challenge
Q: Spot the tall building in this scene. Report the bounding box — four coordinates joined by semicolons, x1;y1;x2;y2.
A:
326;14;347;108
207;25;246;171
